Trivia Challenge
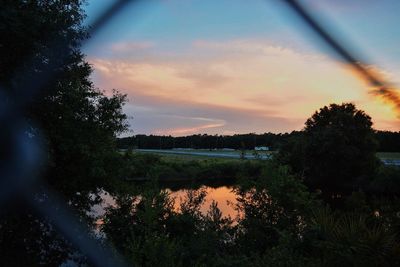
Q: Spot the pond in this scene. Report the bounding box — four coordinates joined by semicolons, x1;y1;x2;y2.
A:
168;185;238;219
91;183;239;222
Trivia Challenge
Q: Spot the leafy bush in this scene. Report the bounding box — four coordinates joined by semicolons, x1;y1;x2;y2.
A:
306;207;400;266
369;165;400;194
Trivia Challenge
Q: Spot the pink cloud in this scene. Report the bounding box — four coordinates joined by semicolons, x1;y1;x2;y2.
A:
89;39;400;134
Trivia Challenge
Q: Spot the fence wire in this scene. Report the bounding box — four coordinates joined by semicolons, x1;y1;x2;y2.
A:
0;0;398;266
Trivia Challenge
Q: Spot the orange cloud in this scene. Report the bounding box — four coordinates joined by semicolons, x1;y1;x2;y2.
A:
154;123;226;136
90;39;400;133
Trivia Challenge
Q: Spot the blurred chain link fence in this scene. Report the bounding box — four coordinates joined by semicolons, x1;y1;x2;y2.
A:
0;1;396;266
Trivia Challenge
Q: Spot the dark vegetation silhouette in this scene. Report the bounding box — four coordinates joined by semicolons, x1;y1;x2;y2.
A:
1;1;400;266
118;132;289;150
278;103;379;192
1;1;128;266
117;130;400;152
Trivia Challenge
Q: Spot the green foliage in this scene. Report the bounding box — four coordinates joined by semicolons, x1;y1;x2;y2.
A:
375;131;400;152
234;162;318;255
99;160;400;267
0;1;128;265
369;165;400;194
101;154;400;266
107;188;181;266
103;185;236;266
279;103;379;192
0;203;71;267
304;103;379;191
121;152;264;182
275;131;307;176
1;0;128;197
306;207;400;266
123;152;163;178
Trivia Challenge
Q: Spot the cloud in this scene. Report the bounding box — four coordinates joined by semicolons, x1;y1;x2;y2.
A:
155;123;225;136
120;93;302;136
192;39;323;60
89;39;400;134
110;41;155;52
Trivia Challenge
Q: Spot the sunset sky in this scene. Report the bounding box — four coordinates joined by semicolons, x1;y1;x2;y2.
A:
84;0;400;136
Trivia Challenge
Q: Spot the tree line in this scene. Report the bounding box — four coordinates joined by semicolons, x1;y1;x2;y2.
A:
117;130;400;151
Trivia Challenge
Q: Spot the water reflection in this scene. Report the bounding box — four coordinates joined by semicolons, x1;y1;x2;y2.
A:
168;186;238;219
91;184;239;221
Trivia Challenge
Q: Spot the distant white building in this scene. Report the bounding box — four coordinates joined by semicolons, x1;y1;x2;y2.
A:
254;146;269;151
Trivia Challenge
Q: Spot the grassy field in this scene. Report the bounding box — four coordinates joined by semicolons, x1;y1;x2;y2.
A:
123;149;400;161
159;150;400;161
158;153;240;162
171;149;275;154
376;152;400;160
137;149;275;157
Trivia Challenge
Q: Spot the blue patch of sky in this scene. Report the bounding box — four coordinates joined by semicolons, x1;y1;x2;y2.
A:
299;0;400;70
83;0;400;72
83;1;316;54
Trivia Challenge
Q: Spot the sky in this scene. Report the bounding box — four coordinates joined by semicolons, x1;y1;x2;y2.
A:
83;0;400;136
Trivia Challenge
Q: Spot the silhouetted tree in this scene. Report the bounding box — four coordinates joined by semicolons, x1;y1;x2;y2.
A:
280;103;379;192
376;130;400;152
0;1;127;265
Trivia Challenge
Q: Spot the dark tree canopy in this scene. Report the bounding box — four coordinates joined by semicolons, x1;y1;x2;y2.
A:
0;1;128;265
305;103;378;189
375;130;400;152
1;0;128;195
280;103;379;191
